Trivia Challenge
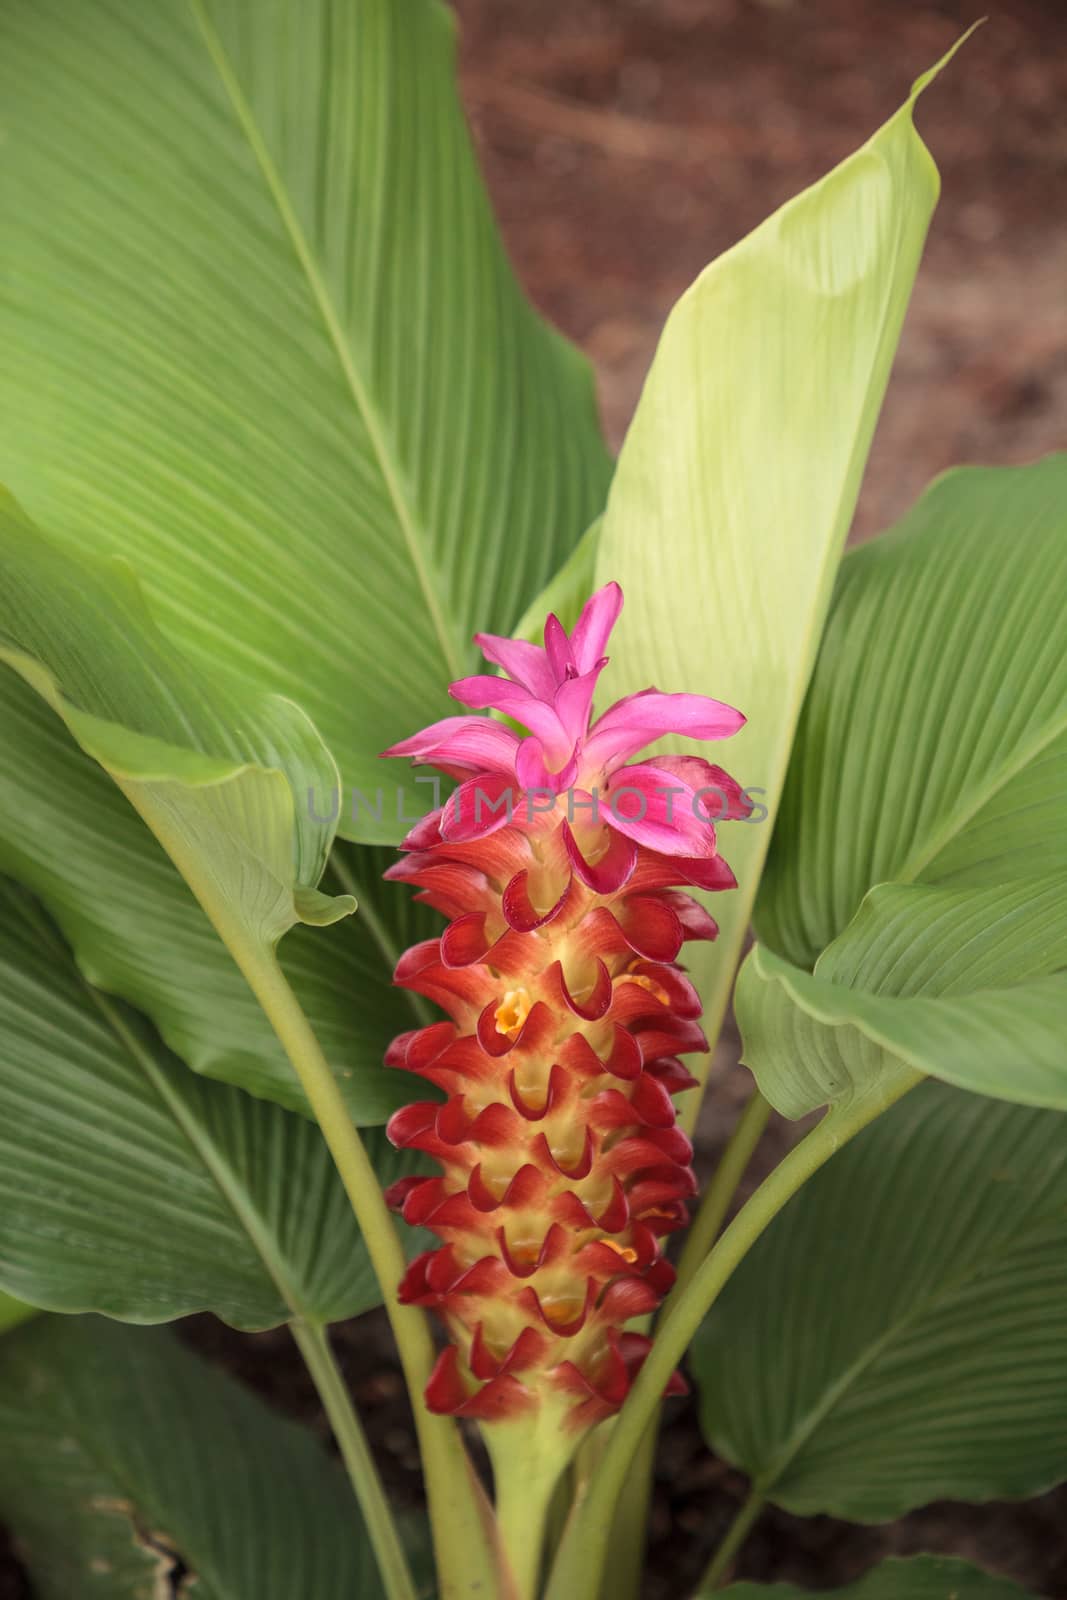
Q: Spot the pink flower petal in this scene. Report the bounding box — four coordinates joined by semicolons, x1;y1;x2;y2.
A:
544;613;572;680
449;675;572;764
515;737;578;794
439;773;517;842
602;761;720;857
554;659;608;746
570;583;623;674
382;715;520;777
473;632;556;698
584;689;745;772
644;755;753;821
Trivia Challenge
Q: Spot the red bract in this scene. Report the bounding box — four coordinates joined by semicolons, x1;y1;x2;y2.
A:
382;584;747;1436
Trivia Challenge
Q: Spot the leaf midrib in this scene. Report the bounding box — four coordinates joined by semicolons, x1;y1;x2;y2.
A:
35;1341;243;1600
10;881;311;1325
188;0;466;685
894;708;1067;887
93;987;312;1321
751;1198;1065;1500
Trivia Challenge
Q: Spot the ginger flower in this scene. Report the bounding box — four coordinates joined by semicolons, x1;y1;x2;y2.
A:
382;582;747;1466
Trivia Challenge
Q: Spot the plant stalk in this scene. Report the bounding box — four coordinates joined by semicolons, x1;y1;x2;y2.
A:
238;944;499;1600
544;1068;923;1600
594;1419;657;1600
670;1089;772;1308
596;1087;772;1600
696;1488;764;1593
292;1319;418;1600
492;1460;560;1600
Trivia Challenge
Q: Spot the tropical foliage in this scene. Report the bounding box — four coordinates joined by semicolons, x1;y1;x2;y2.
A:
0;6;1060;1600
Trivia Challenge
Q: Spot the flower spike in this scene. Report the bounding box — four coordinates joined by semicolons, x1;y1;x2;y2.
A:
382;583;747;1453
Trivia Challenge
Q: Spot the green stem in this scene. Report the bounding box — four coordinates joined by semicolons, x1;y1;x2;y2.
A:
670;1090;772;1308
485;1410;577;1600
492;1461;559;1600
696;1488;764;1593
292;1319;418;1600
544;1069;923;1600
595;1420;657;1600
236;945;498;1600
597;1089;772;1600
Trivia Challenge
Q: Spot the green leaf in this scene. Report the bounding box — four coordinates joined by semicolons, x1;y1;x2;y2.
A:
0;662;431;1122
0;1315;389;1600
589;45;967;1084
513;517;603;642
0;490;423;1123
758;458;1067;963
720;1555;1037;1600
738;879;1067;1116
0;486;352;933
692;1083;1067;1522
0;0;611;846
0;1292;36;1336
0;878;411;1329
741;458;1067;1116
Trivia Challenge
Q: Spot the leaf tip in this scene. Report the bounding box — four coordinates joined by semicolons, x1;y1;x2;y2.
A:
909;19;986;102
293;886;357;927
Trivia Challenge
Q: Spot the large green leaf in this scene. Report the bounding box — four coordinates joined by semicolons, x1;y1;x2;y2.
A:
590;46;964;1102
758;459;1067;964
0;1315;390;1600
0;1293;35;1336
0;0;611;845
0;878;410;1329
0;662;431;1122
739;879;1067;1116
720;1556;1036;1600
0;491;400;1121
0;486;352;930
692;1083;1067;1521
740;459;1067;1116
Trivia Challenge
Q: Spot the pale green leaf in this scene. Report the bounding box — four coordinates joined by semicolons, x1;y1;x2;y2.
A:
0;1315;388;1600
592;47;961;1085
0;878;413;1329
692;1084;1067;1521
742;458;1067;1116
0;663;431;1121
0;0;611;845
720;1555;1036;1600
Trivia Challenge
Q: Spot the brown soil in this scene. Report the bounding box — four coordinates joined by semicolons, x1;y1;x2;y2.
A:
3;2;1065;1596
454;0;1067;546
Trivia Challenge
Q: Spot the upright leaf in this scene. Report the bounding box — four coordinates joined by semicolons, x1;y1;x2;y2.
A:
0;879;412;1328
592;47;961;1092
692;1084;1067;1521
0;1315;390;1600
740;459;1067;1115
0;0;612;843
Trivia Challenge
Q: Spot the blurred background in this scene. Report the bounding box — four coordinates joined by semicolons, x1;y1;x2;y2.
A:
454;0;1066;544
3;3;1063;1597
